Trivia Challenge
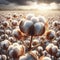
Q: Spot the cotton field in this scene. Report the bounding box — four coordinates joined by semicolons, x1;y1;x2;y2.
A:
0;10;60;60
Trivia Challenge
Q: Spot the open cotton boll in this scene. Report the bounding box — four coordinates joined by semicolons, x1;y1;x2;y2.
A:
2;21;9;28
5;29;11;35
26;13;34;20
12;43;20;46
37;46;43;53
12;29;22;40
34;22;45;36
11;20;18;26
52;21;59;27
56;49;60;58
46;30;55;40
29;50;38;60
1;40;11;50
23;20;33;34
9;45;25;58
43;57;51;60
19;53;37;60
46;43;54;54
37;16;47;24
32;39;40;46
12;13;18;18
51;46;58;55
39;56;51;60
9;46;20;58
31;17;38;24
0;55;7;60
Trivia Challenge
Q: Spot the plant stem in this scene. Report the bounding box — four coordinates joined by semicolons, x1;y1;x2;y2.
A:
28;36;33;51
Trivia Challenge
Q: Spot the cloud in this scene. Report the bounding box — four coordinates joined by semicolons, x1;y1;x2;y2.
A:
37;0;60;4
0;0;10;4
0;0;60;9
0;0;60;5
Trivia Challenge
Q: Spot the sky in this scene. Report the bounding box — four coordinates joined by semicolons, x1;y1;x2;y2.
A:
0;0;60;9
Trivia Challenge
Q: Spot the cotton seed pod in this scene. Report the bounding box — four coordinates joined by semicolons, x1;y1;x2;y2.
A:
5;29;11;35
42;50;48;56
0;29;4;35
13;13;18;18
8;45;25;58
56;31;60;37
56;49;60;58
46;44;58;56
12;29;22;40
52;21;58;27
1;40;11;50
1;34;8;40
23;20;34;35
51;46;58;56
0;55;7;60
46;30;55;40
52;40;58;46
57;57;60;60
31;17;38;24
37;46;43;53
19;20;35;36
37;16;47;24
2;21;9;28
46;43;54;54
19;52;38;60
39;56;51;60
26;13;34;20
32;39;39;46
34;22;45;36
24;40;30;46
11;20;18;26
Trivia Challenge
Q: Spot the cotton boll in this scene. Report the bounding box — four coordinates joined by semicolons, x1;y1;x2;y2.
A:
39;56;51;60
11;20;18;26
43;57;51;60
0;55;7;60
31;17;38;24
52;21;58;27
23;20;33;34
37;16;47;24
42;50;48;56
12;43;20;46
20;20;35;36
8;45;25;58
9;46;20;58
1;34;8;40
57;57;60;60
56;31;60;37
32;39;39;46
56;49;60;58
13;13;18;18
29;50;38;60
52;40;58;46
9;37;15;42
2;21;9;28
37;46;43;53
24;40;30;46
51;46;58;56
46;43;54;54
5;29;11;35
0;29;4;35
34;22;45;36
19;53;38;60
1;40;11;50
46;30;55;40
12;29;22;40
26;13;34;20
